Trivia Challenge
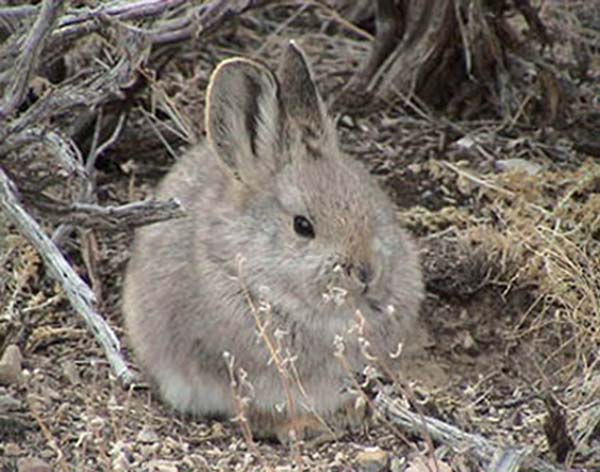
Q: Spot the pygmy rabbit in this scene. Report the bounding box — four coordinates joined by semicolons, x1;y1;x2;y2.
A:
123;41;424;441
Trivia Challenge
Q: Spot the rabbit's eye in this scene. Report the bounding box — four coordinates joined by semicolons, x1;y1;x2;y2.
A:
293;215;315;238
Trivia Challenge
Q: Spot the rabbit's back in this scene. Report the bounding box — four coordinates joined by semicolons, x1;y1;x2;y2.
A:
123;145;236;415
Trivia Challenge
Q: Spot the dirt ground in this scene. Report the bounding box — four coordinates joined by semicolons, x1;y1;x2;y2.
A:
1;2;599;471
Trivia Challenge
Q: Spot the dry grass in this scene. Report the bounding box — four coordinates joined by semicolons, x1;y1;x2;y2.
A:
1;0;599;470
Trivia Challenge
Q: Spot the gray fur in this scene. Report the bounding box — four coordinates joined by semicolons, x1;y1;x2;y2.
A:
123;42;424;439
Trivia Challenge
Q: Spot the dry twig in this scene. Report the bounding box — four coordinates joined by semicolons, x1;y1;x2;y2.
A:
0;0;64;119
375;391;563;472
50;199;185;230
0;168;133;385
0;0;268;383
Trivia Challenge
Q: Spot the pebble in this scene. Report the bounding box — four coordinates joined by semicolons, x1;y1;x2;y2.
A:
88;416;106;434
3;442;22;456
0;393;21;412
16;457;52;472
0;344;23;385
390;457;404;472
111;441;134;472
340;115;355;128
462;331;478;355
405;457;452;472
356;447;390;472
62;360;81;385
495;158;542;176
146;460;178;472
137;426;160;443
210;422;226;439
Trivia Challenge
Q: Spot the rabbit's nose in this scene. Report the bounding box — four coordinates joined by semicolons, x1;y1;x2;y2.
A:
350;263;373;293
356;265;371;285
337;261;374;292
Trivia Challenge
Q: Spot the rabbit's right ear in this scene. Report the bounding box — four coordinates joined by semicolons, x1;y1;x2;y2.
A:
206;58;284;182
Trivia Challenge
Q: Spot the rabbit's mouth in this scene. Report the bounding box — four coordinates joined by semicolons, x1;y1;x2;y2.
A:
330;261;376;295
319;278;390;324
319;263;380;309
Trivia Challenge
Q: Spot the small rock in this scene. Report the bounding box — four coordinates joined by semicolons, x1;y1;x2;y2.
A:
405;456;452;472
495;158;542;176
39;449;55;460
390;457;405;472
456;174;475;196
146;460;178;472
137;426;160;444
3;442;22;456
0;344;23;385
88;416;106;435
111;441;134;472
181;454;210;468
140;443;161;458
462;330;478;355
407;163;422;174
112;454;132;472
210;422;226;438
0;393;21;412
356;447;390;472
1;344;22;366
26;393;51;410
62;360;81;385
452;136;477;159
340;115;355;128
41;385;62;401
17;457;52;472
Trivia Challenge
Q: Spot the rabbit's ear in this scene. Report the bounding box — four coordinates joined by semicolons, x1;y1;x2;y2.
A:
206;58;284;181
277;41;333;140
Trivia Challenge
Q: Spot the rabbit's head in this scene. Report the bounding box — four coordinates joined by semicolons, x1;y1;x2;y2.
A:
204;42;421;329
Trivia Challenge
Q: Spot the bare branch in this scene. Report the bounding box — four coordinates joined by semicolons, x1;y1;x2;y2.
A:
0;0;273;145
0;0;272;76
0;56;128;144
375;391;562;472
0;127;85;179
148;0;272;45
49;199;185;230
0;167;134;385
0;0;270;388
489;448;529;472
0;5;38;37
0;0;187;37
52;0;271;46
0;0;64;120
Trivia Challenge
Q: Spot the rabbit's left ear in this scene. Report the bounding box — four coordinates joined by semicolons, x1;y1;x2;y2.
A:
277;41;335;142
